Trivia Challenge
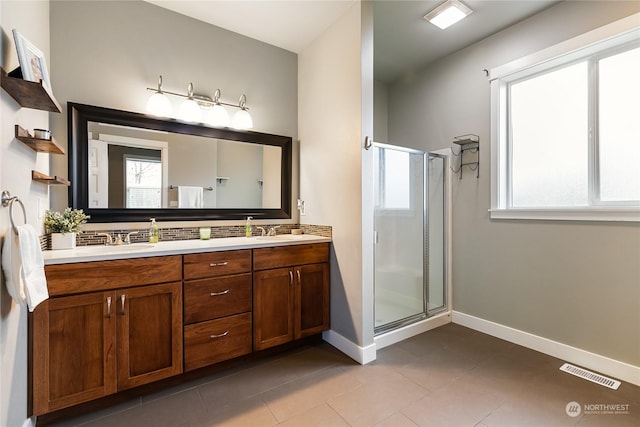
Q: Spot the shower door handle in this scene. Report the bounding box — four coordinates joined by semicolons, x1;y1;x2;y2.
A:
374;231;379;244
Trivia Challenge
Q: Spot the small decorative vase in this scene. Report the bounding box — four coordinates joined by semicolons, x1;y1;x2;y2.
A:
51;232;76;250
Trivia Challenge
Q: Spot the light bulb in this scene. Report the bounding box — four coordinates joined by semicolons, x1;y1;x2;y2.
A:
232;109;253;130
205;104;230;127
146;92;171;117
178;98;201;122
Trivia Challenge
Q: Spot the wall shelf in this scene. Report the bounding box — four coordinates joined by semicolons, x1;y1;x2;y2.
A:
15;125;65;155
1;67;61;113
32;170;70;186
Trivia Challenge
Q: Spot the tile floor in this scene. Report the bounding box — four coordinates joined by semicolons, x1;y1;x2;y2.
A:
50;324;639;427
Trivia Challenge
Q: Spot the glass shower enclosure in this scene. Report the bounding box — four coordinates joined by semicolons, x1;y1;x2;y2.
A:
373;143;446;334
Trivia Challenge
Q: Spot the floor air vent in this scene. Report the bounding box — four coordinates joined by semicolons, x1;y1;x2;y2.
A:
560;363;621;390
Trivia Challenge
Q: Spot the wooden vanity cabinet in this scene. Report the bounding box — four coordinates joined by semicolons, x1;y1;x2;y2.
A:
32;257;182;416
183;250;253;372
253;243;330;351
32;242;331;418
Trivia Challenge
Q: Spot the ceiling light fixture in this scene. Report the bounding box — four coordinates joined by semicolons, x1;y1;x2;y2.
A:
146;76;252;128
424;0;473;30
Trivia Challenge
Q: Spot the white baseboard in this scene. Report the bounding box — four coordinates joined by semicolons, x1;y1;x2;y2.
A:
323;329;376;365
452;311;640;387
374;311;451;350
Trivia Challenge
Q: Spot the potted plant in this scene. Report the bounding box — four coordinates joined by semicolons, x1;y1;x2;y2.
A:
44;208;89;250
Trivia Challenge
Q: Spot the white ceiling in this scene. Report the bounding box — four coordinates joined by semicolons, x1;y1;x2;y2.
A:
145;0;559;83
144;0;356;53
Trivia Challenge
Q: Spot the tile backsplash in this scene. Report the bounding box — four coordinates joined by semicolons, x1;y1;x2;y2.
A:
41;224;331;250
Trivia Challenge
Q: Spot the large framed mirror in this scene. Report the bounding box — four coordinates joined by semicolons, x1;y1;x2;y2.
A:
68;103;292;222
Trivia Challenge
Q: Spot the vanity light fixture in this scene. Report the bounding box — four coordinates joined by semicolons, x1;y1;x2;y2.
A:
146;75;172;117
204;89;230;127
146;76;253;128
232;94;254;130
424;0;473;30
178;83;202;122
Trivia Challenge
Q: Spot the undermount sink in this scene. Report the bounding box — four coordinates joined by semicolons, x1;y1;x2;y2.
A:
76;243;156;254
256;234;303;241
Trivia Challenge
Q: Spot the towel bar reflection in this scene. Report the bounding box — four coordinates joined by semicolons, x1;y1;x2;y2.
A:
169;185;213;191
1;191;27;235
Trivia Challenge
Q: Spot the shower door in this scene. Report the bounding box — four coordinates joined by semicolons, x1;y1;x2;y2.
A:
373;144;447;334
373;143;427;334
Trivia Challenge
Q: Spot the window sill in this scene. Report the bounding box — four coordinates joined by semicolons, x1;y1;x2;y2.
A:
489;208;640;222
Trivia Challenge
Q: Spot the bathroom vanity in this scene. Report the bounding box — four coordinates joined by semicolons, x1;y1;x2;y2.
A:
30;236;330;420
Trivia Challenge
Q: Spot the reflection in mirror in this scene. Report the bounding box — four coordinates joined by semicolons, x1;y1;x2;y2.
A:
69;103;292;222
87;122;282;210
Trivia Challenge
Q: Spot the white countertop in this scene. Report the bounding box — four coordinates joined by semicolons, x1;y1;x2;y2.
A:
43;234;331;265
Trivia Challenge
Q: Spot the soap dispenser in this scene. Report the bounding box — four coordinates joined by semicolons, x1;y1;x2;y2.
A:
245;216;253;237
149;218;159;243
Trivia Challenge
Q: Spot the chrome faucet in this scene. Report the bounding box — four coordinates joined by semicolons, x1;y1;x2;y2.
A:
124;231;140;244
267;226;280;236
96;232;113;246
256;226;267;236
96;231;139;246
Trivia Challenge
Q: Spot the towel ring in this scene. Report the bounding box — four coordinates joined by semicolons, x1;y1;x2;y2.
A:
1;191;27;236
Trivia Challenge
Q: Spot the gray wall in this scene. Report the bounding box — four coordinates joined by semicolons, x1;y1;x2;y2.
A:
387;1;640;365
49;0;298;219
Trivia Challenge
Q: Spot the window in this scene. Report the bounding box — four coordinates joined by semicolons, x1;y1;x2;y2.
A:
375;148;411;210
490;15;640;221
125;157;162;208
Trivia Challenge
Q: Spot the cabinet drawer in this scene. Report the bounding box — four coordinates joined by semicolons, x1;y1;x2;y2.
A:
184;312;252;372
253;243;329;271
184;250;252;280
184;274;252;324
44;256;182;296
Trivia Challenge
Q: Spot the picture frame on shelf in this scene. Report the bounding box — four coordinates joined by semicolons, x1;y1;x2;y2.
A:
12;29;52;89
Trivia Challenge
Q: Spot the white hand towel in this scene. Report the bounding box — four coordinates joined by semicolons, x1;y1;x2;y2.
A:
2;229;27;306
178;186;204;208
16;224;48;311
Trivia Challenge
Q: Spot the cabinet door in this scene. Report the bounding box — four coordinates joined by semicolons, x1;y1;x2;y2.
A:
253;267;294;351
31;292;116;415
117;282;183;390
295;263;330;339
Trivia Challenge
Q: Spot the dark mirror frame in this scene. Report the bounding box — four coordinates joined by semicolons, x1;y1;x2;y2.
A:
68;103;292;222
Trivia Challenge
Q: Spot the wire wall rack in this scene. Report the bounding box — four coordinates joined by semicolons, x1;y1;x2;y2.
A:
450;134;479;179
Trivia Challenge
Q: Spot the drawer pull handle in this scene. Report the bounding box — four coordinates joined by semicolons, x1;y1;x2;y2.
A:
210;289;230;296
210;331;229;339
209;261;229;267
106;296;112;318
